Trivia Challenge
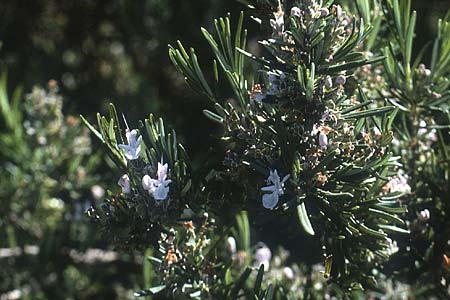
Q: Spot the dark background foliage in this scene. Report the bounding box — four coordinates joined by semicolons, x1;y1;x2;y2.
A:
0;0;447;157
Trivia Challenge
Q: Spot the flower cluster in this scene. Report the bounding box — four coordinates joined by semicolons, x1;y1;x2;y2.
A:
84;110;191;248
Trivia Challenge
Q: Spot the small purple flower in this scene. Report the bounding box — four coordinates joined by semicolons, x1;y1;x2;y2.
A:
335;75;346;86
319;132;328;149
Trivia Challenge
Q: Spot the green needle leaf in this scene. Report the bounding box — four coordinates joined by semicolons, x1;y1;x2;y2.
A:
297;201;315;236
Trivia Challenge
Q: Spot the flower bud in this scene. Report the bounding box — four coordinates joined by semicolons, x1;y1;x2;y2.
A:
118;174;131;194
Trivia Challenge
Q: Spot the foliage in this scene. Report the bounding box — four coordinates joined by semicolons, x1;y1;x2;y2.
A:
376;0;450;298
0;75;140;299
1;0;448;299
81;0;448;299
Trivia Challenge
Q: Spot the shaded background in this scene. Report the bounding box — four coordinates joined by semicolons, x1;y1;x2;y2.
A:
0;0;448;299
0;0;447;158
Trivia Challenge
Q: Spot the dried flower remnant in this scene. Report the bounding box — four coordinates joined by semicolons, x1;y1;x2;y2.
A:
315;172;328;186
312;124;333;150
261;169;290;209
250;84;265;103
165;249;179;266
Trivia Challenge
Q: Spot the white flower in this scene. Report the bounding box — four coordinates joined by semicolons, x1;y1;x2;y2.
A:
118;129;142;160
418;120;427;136
373;126;382;139
384;174;411;194
226;236;237;254
255;243;272;270
418;209;430;222
418;120;437;148
283;267;295;279
324;75;333;89
290;6;301;18
261;169;290;209
91;185;105;200
142;159;172;201
311;123;319;136
385;238;399;255
118;174;131;194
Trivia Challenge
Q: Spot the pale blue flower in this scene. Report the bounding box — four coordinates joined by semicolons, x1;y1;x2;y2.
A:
261;169;290;209
118;129;142;160
142;159;172;201
118;115;142;160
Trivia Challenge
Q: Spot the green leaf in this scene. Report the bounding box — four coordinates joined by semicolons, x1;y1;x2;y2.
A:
306;63;315;102
203;109;224;124
264;284;275;300
297;202;315;236
342;106;395;119
133;285;166;297
254;264;264;295
80;114;104;142
231;267;252;298
378;224;410;234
